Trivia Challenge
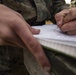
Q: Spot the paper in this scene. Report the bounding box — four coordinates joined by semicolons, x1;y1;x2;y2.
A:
33;24;76;43
33;25;76;58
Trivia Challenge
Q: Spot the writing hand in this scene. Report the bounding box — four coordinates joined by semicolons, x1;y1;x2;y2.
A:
62;8;76;35
55;9;70;28
55;8;76;35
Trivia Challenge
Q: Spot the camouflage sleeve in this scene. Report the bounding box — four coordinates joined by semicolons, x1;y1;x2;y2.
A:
0;0;51;25
52;0;69;16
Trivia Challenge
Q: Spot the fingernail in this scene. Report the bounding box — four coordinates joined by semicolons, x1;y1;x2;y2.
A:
44;66;51;72
35;29;40;33
36;29;40;31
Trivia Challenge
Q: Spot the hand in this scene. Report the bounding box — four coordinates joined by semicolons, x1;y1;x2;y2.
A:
55;9;70;28
0;4;51;71
55;8;76;35
63;8;76;35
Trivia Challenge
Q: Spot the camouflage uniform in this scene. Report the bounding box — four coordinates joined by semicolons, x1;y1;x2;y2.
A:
71;0;76;7
0;0;75;75
0;0;67;25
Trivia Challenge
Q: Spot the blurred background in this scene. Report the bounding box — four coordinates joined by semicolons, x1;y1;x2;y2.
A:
65;0;71;7
65;0;71;4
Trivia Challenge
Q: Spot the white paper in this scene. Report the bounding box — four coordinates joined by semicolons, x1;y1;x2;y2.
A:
33;24;76;43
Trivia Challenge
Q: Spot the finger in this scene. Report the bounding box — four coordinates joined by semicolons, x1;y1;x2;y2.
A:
24;23;40;34
12;9;40;34
67;30;76;35
64;8;76;23
14;12;40;34
55;9;69;28
9;7;40;34
23;22;40;34
61;20;76;32
55;12;64;27
29;27;40;34
12;19;51;71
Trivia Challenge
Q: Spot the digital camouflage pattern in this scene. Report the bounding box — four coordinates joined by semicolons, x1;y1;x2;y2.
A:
0;0;69;75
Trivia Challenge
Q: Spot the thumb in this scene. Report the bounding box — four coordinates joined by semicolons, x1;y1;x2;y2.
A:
30;27;40;34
